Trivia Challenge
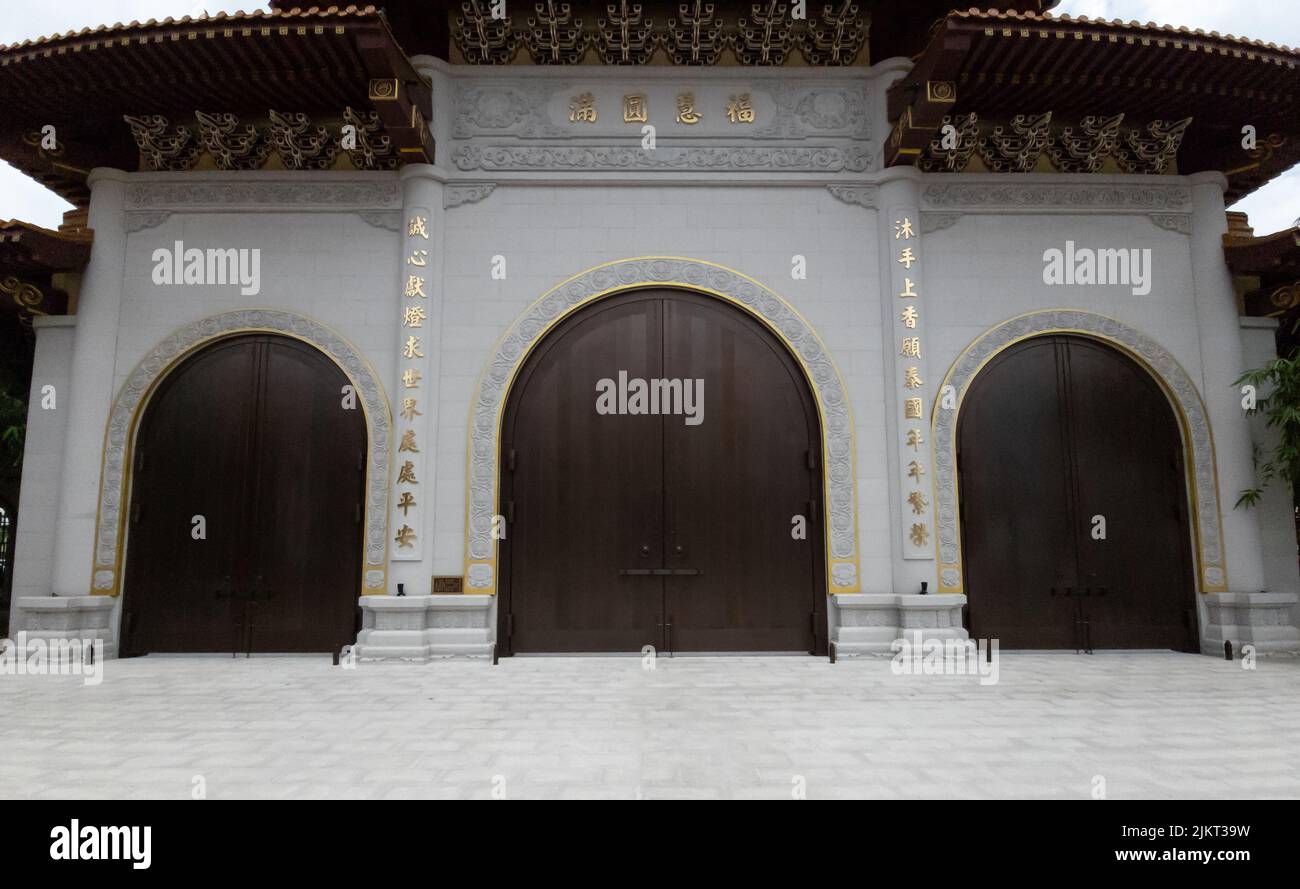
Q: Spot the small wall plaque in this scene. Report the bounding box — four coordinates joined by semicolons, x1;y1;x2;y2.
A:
432;576;464;594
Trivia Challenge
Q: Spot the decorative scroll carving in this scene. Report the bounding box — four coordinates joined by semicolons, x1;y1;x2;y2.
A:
920;212;961;234
445;183;498;208
356;210;402;231
979;112;1052;173
123;211;172;233
1269;282;1300;312
826;184;877;208
921;182;1192;211
195;111;271;171
1;276;46;318
124;179;400;210
268;110;339;171
735;1;797;66
342;107;399;171
455;0;520;64
452;143;871;171
1048;113;1125;174
917;112;978;173
1115;117;1192;175
801;1;867;66
597;0;657;65
1149;213;1192;235
123;115;201;172
665;0;726;65
525;1;588;64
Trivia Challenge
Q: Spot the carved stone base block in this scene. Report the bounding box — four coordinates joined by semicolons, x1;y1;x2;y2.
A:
11;596;118;658
355;595;494;662
1201;592;1300;655
832;593;968;657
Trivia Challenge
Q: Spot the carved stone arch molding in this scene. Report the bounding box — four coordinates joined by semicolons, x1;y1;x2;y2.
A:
90;310;392;598
464;257;861;595
932;310;1226;594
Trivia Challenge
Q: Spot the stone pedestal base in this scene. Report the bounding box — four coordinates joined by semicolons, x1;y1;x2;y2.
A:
11;596;118;658
831;593;967;657
354;595;493;662
1201;591;1300;655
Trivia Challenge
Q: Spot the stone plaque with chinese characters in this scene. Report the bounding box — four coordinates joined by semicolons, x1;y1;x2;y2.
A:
391;209;432;561
890;207;934;560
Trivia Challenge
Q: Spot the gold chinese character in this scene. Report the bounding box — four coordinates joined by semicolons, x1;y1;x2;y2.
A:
403;335;424;359
900;305;918;328
907;460;926;483
726;93;754;124
407;216;429;239
569;92;597;123
898;247;916;269
906;428;924;451
403;305;426;328
899;278;918;299
676;93;701;124
909;523;930;547
904;398;923;420
404;275;427;299
623;94;647;123
894;218;914;239
900;337;922;359
399;430;420;453
397;460;418;484
908;492;928;515
407;249;428;268
904;366;924;390
394;524;417;548
400;398;422;421
402;368;423;389
397;491;417;516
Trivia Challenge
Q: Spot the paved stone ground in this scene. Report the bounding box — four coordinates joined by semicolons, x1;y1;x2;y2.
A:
1;652;1297;799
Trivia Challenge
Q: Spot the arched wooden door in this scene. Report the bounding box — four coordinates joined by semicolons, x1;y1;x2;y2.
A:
498;289;826;655
121;334;366;655
957;334;1198;650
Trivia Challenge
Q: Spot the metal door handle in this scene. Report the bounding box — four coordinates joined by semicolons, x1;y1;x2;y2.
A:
620;568;704;576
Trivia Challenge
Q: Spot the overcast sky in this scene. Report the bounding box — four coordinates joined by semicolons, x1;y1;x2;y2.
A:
1;0;1296;234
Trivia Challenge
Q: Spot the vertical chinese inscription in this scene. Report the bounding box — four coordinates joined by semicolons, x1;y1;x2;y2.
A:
392;209;431;560
890;209;933;560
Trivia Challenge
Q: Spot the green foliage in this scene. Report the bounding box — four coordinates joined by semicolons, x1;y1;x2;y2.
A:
0;389;24;468
1235;355;1300;507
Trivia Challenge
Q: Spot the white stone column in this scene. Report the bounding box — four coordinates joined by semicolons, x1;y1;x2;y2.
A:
49;168;129;597
387;164;445;595
1188;172;1268;595
8;316;76;622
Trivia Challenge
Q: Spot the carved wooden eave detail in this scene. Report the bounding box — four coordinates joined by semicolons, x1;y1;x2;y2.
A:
886;8;1300;199
665;1;726;65
527;1;590;64
0;6;432;202
917;112;1192;177
455;0;521;64
597;1;657;65
734;1;796;66
0;218;89;326
802;2;868;66
1226;217;1300;319
123;111;405;172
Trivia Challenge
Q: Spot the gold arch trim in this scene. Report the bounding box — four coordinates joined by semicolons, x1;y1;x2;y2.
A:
462;256;861;595
931;310;1227;594
89;310;392;598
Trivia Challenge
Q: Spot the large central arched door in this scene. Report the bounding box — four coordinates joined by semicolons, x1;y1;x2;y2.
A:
498;289;826;655
957;334;1198;650
121;334;367;655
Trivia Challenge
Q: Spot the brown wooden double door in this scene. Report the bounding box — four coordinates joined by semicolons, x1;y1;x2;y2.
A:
121;335;366;655
499;289;826;655
958;335;1197;650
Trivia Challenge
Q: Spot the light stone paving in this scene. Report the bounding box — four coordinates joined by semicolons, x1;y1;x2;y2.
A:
1;652;1297;800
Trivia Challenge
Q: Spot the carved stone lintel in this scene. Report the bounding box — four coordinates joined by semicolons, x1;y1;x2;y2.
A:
453;143;872;172
921;182;1192;212
123;211;172;233
445;183;497;208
